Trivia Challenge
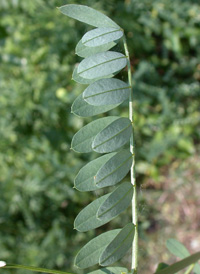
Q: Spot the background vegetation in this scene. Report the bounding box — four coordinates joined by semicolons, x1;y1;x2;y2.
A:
0;0;199;273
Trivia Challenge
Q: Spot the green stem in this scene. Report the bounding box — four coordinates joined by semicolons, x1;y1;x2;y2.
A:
123;35;138;273
1;263;73;274
183;264;195;274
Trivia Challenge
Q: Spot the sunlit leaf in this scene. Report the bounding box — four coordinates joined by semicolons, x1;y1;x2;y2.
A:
92;117;132;153
82;27;123;47
74;229;120;269
71;94;118;117
74;153;115;191
58;4;119;28
97;182;133;220
71;116;118;153
95;150;132;187
83;78;130;106
99;223;135;266
77;51;127;79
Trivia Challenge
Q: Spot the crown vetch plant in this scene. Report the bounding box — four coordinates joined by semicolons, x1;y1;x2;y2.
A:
1;4;200;274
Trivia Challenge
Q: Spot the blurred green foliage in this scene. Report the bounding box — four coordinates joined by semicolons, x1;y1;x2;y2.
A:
0;0;199;273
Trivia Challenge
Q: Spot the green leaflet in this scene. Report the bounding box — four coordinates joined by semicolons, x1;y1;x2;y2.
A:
72;66;97;84
99;223;135;266
83;78;130;106
73;66;117;84
74;153;115;192
71;94;118;117
82;27;123;47
155;252;200;274
74;229;120;269
74;194;117;232
77;51;127;79
76;39;116;58
71;116;118;153
194;263;200;274
166;239;200;274
92;117;132;153
58;4;119;28
95;150;132;187
166;239;190;259
87;267;128;274
97;182;133;220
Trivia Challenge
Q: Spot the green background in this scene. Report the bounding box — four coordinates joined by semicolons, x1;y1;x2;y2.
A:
0;0;200;273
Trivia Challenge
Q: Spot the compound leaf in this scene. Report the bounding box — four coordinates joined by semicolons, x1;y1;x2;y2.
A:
77;51;127;79
83;78;130;106
74;153;115;192
71;94;118;117
74;229;120;269
95;150;132;188
99;223;135;266
97;182;133;220
58;4;119;28
71;116;118;153
82;27;123;47
92;117;132;153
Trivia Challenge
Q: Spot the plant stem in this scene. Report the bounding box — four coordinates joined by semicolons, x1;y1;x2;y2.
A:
123;35;138;273
183;264;195;274
2;264;73;274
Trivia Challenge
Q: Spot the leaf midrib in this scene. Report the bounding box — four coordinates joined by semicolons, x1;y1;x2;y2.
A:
93;121;131;149
97;184;133;218
84;85;131;99
83;29;121;45
96;154;132;185
100;226;134;264
79;56;127;75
